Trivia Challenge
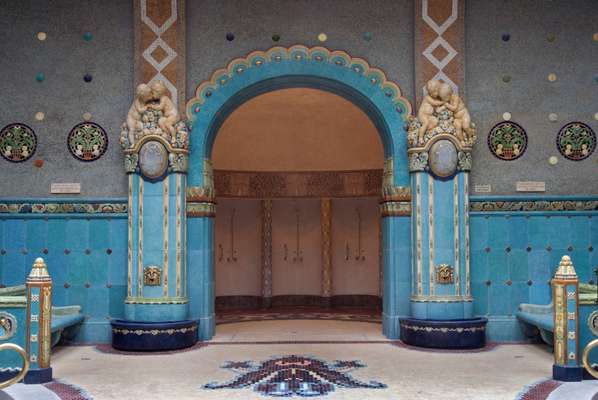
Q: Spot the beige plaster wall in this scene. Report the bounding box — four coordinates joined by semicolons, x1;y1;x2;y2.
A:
211;88;384;171
331;198;381;296
214;198;262;296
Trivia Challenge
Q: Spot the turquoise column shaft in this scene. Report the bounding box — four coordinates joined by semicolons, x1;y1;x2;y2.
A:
188;216;214;340
382;215;411;339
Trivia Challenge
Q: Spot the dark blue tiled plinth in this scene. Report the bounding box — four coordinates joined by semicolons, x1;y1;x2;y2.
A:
554;365;583;382
0;367;52;384
111;319;198;352
400;317;488;349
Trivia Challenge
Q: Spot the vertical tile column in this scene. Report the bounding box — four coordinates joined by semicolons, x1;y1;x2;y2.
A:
25;257;52;383
414;0;465;106
134;0;186;113
261;200;273;308
320;198;333;307
552;255;583;381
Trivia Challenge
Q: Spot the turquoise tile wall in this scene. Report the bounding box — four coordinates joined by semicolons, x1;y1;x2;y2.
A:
470;213;598;341
0;216;128;343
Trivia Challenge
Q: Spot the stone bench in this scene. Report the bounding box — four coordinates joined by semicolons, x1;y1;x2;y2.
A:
51;305;84;346
516;302;554;345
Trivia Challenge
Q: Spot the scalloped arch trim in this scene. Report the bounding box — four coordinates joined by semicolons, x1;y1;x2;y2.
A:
185;45;413;122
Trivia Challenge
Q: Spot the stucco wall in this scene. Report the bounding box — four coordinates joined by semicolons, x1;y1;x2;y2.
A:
466;0;598;195
0;0;133;197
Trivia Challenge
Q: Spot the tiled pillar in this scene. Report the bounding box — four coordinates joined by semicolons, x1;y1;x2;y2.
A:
552;255;583;381
25;258;52;383
414;0;465;106
320;198;332;307
134;0;186;113
380;182;412;339
261;200;273;308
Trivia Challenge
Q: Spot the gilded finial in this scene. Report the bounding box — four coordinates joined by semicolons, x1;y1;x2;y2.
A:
554;255;577;280
27;257;50;281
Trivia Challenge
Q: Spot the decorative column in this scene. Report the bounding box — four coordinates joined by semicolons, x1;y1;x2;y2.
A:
112;81;197;351
379;159;412;339
414;0;465;106
25;257;52;383
552;255;583;381
321;198;333;307
134;0;186;114
400;79;486;349
261;199;273;308
186;160;216;340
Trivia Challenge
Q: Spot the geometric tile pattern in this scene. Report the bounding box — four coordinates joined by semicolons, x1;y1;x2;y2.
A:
204;355;386;397
135;0;185;112
415;0;464;104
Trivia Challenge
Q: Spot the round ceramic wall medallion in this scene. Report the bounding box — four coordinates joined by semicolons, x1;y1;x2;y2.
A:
487;121;527;161
138;141;168;180
0;123;37;163
556;121;596;161
0;312;17;340
67;122;108;162
428;139;458;178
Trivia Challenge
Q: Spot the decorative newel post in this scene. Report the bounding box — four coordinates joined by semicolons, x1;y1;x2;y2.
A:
111;80;198;351
25;257;52;383
552;255;583;381
399;79;487;349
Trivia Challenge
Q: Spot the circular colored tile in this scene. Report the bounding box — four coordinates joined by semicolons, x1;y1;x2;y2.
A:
594;74;598;83
548;73;557;82
548;156;558;165
318;33;328;42
547;34;556;42
548;113;558;122
502;75;511;83
83;31;93;41
83;73;93;82
363;32;373;41
556;121;596;161
226;33;235;41
37;32;47;41
501;33;510;42
35;112;45;121
36;72;45;82
0;123;37;163
594;112;598;121
502;112;512;121
272;34;280;42
67;122;108;162
488;121;527;161
82;112;92;121
34;159;44;168
593;33;598;42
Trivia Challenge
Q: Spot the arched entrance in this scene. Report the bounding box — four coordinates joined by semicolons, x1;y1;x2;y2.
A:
185;46;413;340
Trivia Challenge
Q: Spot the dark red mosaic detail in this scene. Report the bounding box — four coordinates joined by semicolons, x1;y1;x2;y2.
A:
44;380;93;400
516;379;562;400
204;355;386;397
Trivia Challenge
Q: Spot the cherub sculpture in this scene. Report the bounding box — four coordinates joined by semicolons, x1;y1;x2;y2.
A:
437;82;474;143
416;79;445;145
125;83;153;146
148;80;178;138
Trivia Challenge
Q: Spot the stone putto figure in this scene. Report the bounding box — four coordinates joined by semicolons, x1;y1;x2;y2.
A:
120;80;189;151
407;79;476;148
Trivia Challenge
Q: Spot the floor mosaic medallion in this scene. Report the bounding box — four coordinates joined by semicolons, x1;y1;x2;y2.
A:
67;122;108;162
556;121;596;161
203;354;386;397
487;121;527;160
0;123;37;163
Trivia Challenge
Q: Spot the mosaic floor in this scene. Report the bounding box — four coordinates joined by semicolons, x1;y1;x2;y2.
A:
4;320;598;400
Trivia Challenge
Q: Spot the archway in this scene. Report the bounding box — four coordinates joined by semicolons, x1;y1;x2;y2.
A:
185;46;413;340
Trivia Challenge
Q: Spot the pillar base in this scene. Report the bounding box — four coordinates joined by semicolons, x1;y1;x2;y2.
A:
400;317;487;349
553;365;583;382
111;319;198;351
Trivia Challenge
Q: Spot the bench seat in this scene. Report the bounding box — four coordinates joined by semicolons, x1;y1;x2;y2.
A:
51;305;84;346
516;302;553;345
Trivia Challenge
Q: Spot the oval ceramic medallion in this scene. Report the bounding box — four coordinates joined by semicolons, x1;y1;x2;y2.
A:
556;122;596;161
0;123;37;163
429;139;458;178
138;141;168;180
67;122;108;162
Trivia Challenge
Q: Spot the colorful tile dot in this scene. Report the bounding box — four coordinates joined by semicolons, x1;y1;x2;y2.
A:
82;112;92;121
548;73;557;82
318;33;328;42
83;74;93;82
363;32;373;41
36;72;45;82
37;32;47;41
271;34;280;42
501;33;510;42
502;112;512;121
549;156;558;165
83;32;93;41
548;113;558;122
226;33;235;41
35;112;45;121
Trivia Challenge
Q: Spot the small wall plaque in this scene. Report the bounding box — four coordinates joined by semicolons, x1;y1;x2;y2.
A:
436;264;454;284
50;183;81;194
143;266;161;286
474;184;492;193
516;181;545;192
